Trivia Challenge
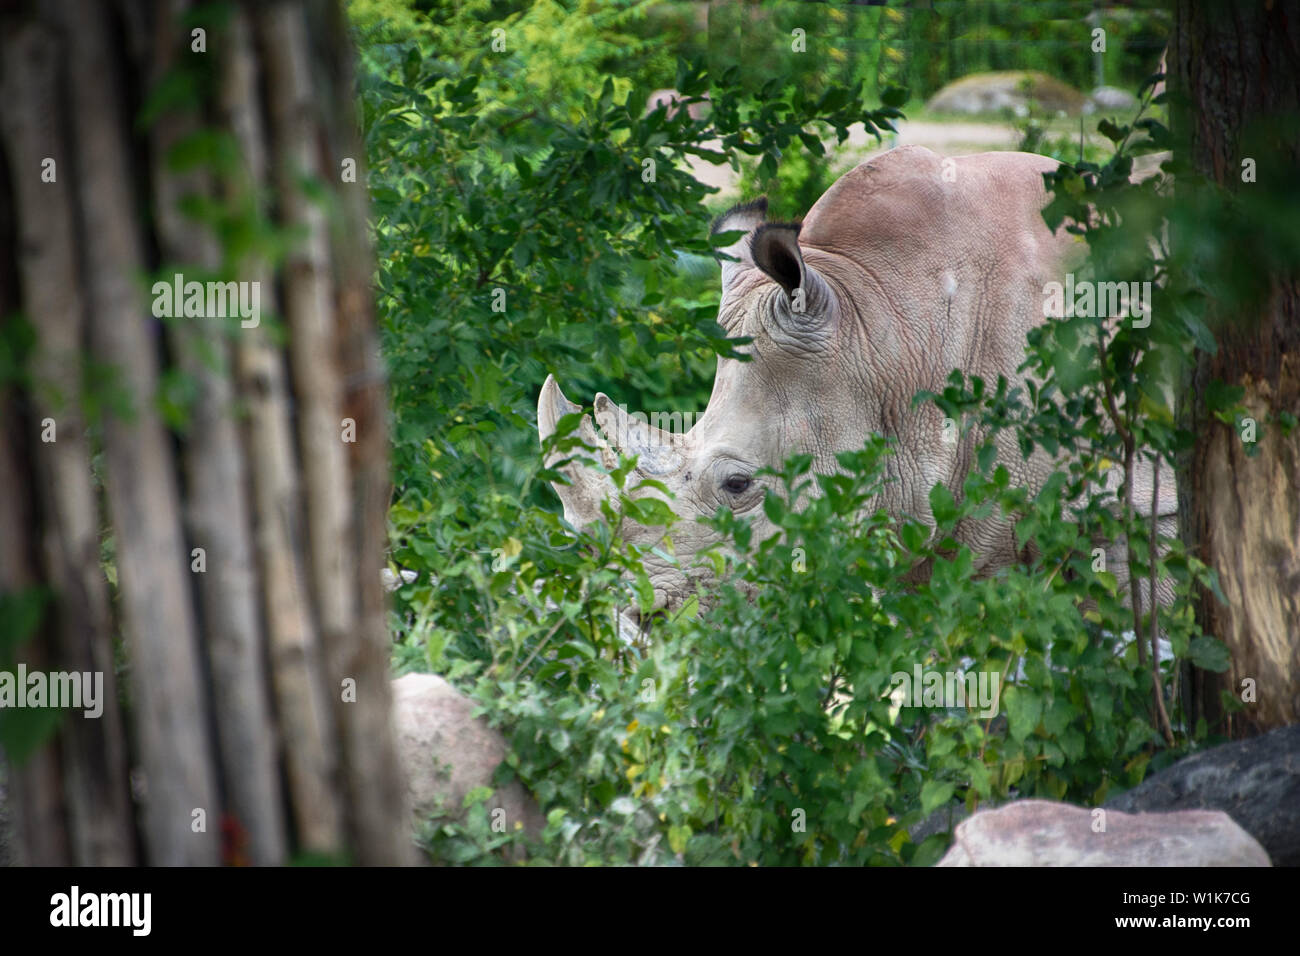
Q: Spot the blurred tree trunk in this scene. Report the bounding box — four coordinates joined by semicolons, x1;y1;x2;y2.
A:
1173;0;1300;737
0;0;411;864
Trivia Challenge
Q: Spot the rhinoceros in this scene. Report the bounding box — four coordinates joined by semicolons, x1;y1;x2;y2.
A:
537;145;1174;615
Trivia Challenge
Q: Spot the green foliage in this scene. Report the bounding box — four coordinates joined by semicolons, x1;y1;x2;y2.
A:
356;4;1260;867
415;424;1210;866
0;587;62;765
360;0;906;578
676;0;1166;104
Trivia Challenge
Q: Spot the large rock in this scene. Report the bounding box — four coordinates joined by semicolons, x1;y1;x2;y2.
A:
392;673;545;841
936;799;1270;866
1105;725;1300;867
1084;85;1140;114
926;70;1088;116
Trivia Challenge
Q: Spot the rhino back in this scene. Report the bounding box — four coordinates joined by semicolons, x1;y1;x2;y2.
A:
801;146;1072;359
799;146;1077;565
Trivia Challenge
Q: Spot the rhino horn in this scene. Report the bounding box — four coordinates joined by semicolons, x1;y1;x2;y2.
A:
538;373;580;440
593;393;684;476
537;375;618;527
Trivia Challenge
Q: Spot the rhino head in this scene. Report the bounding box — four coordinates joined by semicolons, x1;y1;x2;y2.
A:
537;197;859;614
538;146;1074;615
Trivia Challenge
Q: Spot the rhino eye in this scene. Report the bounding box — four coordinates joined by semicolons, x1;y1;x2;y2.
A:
723;475;752;495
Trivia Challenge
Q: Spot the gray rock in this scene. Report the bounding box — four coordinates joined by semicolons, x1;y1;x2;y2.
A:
1085;85;1140;114
926;71;1088;116
937;799;1270;866
1105;725;1300;867
391;673;545;842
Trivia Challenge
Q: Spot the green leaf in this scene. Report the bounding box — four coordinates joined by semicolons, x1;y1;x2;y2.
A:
633;572;655;615
709;228;746;250
1204;379;1244;414
1096;119;1130;144
879;86;909;109
668;824;692;855
920;780;956;816
929;483;958;525
901;521;929;553
1003;686;1043;742
1188;635;1231;672
762;493;787;524
798;131;825;156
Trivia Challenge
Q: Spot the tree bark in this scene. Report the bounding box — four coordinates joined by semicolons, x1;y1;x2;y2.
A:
62;0;222;865
218;5;347;857
0;0;410;864
0;17;137;866
134;1;290;866
1173;0;1300;736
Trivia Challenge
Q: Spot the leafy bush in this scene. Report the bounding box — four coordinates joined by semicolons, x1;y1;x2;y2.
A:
418;415;1223;866
360;0;904;662
356;3;1231;866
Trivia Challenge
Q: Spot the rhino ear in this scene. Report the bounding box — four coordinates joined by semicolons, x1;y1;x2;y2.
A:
711;197;767;290
750;222;806;302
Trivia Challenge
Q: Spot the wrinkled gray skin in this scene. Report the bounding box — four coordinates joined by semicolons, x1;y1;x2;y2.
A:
538;145;1175;615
